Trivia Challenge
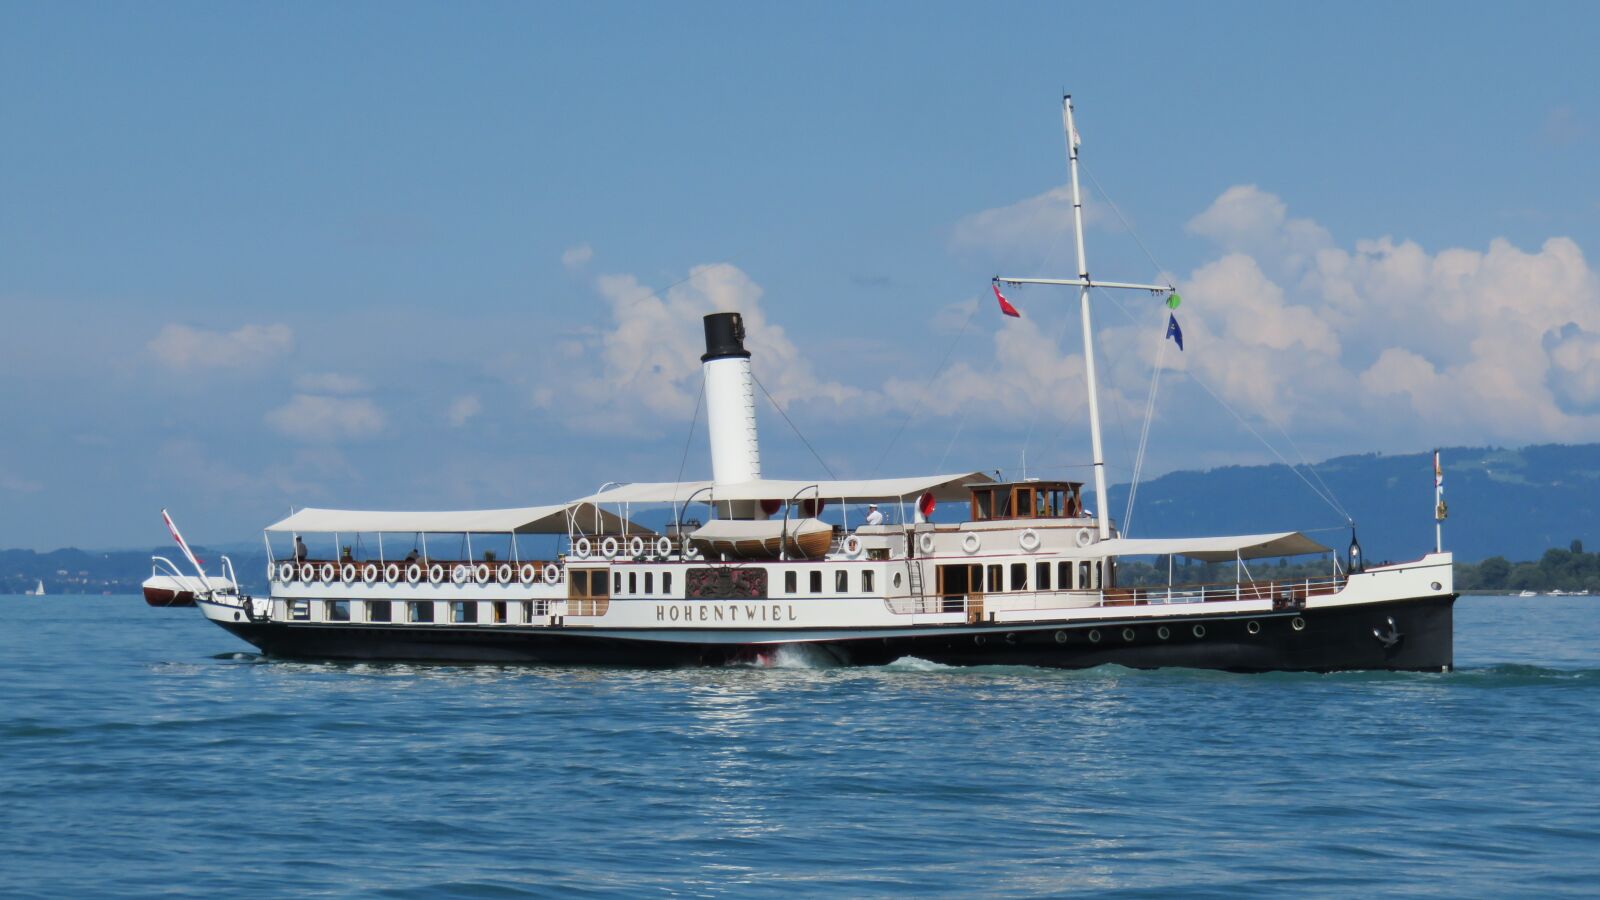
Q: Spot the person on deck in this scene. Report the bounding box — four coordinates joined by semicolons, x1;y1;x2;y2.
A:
404;548;419;563
294;535;308;562
865;504;885;527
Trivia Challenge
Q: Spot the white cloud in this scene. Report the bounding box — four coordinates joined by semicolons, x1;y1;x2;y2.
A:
950;184;1106;266
265;394;386;442
543;262;874;432
294;372;368;394
447;394;483;427
148;323;294;371
562;243;595;270
0;470;43;493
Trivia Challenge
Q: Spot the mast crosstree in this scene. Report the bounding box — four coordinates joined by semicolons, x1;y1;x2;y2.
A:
995;95;1174;540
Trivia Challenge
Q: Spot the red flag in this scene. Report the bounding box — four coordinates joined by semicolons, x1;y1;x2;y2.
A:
993;283;1021;318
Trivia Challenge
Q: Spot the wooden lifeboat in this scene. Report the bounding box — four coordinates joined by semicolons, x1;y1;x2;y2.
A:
141;574;233;607
688;517;833;560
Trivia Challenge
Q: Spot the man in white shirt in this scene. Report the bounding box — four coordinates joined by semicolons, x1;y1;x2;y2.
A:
864;503;884;526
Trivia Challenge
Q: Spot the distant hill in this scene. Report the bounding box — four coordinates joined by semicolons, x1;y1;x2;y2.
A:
1107;443;1599;563
5;443;1596;595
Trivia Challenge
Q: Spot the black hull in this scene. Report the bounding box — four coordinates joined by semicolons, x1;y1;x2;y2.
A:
213;593;1454;673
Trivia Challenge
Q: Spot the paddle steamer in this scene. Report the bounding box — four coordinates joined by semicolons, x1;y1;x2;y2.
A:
169;98;1455;671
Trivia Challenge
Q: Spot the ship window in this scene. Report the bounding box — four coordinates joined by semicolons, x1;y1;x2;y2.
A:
1037;562;1051;591
452;601;477;624
863;570;875;592
1079;562;1091;591
326;600;349;622
1059;561;1073;590
628;572;637;594
1010;563;1027;591
592;571;609;597
367;600;391;623
522;601;534;622
492;601;507;624
409;601;434;623
614;572;622;594
810;571;822;593
1014;488;1034;519
644;572;654;594
290;599;310;621
986;565;1002;592
1094;562;1103;590
971;489;992;520
663;572;672;595
785;571;797;593
836;570;848;592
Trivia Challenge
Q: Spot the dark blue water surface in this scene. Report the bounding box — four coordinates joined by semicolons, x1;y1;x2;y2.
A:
2;596;1597;898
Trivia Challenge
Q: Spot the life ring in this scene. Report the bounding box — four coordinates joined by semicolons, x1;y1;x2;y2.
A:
340;563;357;583
320;562;336;583
656;536;673;557
406;564;423;585
428;563;445;585
497;563;513;584
473;563;492;585
628;536;646;557
448;564;467;584
574;537;592;559
277;562;295;583
600;536;620;559
1020;529;1041;552
682;543;702;560
384;563;400;584
918;532;936;555
362;563;378;584
543;563;560;583
300;562;315;582
1075;528;1093;548
519;563;536;583
843;535;863;557
962;533;981;555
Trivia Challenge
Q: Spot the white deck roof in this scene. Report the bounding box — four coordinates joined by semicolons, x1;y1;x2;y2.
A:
265;502;635;535
581;472;991;506
1094;532;1332;562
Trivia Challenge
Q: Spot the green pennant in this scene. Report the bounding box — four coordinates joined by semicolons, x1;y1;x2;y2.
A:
1166;292;1182;310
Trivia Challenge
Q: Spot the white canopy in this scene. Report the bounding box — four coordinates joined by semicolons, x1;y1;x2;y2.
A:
266;502;636;535
581;472;991;506
1093;532;1331;562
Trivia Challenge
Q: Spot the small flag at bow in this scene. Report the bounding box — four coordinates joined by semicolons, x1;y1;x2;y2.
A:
1166;313;1184;351
993;282;1021;318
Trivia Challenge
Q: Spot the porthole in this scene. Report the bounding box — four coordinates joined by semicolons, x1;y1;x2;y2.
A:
1247;620;1261;635
1054;630;1069;644
974;634;985;646
233;611;241;621
1193;624;1206;638
1005;632;1018;645
1157;626;1170;640
1088;629;1102;644
1431;581;1442;591
1292;617;1306;632
893;573;903;588
1121;627;1136;642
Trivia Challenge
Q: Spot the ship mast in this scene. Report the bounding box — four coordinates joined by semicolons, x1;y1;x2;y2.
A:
996;95;1174;542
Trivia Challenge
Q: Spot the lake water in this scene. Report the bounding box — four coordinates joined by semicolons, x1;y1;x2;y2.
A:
1;595;1596;897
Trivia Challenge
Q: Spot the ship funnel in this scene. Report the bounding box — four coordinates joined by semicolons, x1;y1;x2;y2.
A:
701;313;763;499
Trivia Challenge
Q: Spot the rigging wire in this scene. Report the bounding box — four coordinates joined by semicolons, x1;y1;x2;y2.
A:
673;372;707;491
871;298;980;477
752;372;838;480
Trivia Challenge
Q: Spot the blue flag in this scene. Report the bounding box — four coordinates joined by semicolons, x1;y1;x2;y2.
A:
1166;313;1184;351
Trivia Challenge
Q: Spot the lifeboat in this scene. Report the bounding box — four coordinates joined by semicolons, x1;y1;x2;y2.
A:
141;572;235;607
688;517;833;560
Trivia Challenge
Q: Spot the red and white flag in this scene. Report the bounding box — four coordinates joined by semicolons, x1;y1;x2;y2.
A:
993;282;1021;318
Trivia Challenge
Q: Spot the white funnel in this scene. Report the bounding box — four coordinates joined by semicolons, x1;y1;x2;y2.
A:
701;313;763;501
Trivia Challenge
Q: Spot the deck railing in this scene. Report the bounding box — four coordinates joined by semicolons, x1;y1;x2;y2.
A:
885;574;1347;615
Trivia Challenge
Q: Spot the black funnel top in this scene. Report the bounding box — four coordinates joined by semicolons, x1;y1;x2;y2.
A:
701;312;751;362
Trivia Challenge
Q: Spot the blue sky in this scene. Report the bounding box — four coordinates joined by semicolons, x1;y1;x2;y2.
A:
2;2;1598;549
